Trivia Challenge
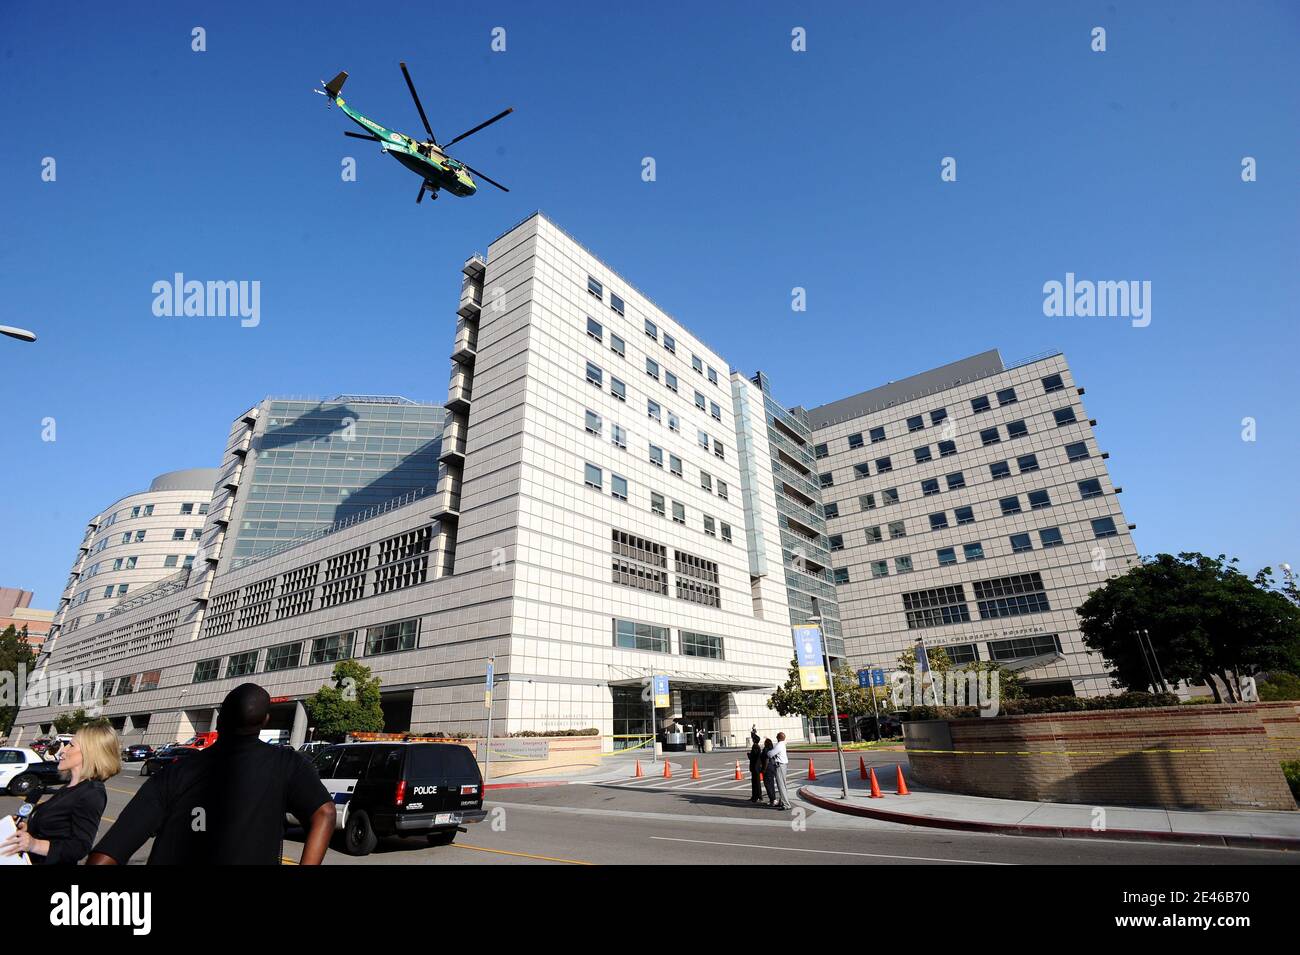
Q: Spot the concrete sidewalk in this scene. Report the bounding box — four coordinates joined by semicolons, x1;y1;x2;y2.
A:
800;778;1300;850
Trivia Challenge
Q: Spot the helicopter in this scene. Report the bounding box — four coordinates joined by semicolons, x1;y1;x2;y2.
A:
315;62;512;204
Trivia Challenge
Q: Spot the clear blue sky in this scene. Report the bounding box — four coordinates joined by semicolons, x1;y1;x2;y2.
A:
2;1;1297;607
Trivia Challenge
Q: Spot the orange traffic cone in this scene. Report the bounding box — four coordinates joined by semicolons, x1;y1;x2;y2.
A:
691;759;701;780
806;759;817;781
634;759;643;778
663;760;672;779
868;766;883;798
858;756;868;780
895;764;910;796
734;760;742;781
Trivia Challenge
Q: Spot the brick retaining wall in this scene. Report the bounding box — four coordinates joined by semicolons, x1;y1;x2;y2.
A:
905;704;1297;811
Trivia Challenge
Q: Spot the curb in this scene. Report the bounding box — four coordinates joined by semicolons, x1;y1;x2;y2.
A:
798;786;1300;851
485;780;572;790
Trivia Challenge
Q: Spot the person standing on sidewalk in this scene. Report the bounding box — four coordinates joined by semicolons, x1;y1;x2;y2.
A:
760;738;777;805
746;732;764;803
769;731;791;810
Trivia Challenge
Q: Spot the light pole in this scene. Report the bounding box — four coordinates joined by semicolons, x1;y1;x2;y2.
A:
810;597;849;799
1;325;38;343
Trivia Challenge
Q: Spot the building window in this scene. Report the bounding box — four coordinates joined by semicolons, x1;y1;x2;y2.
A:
954;506;975;525
865;525;883;543
192;659;221;683
650;445;665;468
936;547;957;567
1006;419;1029;439
853;462;871;480
859;494;875;511
666;371;679;392
612;423;627;449
875;456;893;473
1040;527;1064;548
714;441;724;461
1054;407;1078;427
1017;453;1040;473
937;440;957;458
191;528;202;541
226;651;259;678
708;367;719;385
1042;373;1065;393
366;619;419;655
946;643;980;665
667;411;680;432
663;333;676;354
971;395;991;413
833;567;851;584
963;542;985;561
648;400;661;423
611;333;625;357
819;472;834;489
694;390;706;411
651;492;666;517
996;387;1018;406
265;642;303;672
999;496;1022;516
824;502;840;519
180;502;195;515
1028;489;1052;510
871;561;889;579
681;630;724;659
585;410;602;435
611;377;626;401
907;415;924;433
848;433;864;450
974;573;1050;620
1078;478;1103;499
584;464;603;490
829;534;845;552
700;470;713;490
1065;441;1090;462
914;446;933;464
710;401;721;421
611;474;629;501
183;555;194;569
587;276;604;299
698;430;710;450
670;454;683;477
1010;533;1034;554
988;633;1063;662
814;443;829;459
881;488;900;506
586;362;603;388
945;472;966;490
895;555;914;574
888;520;907;539
980;427;1001;447
164;555;179;568
171;528;186;541
720;523;732;543
692;354;704;374
717;480;728;500
921;478;940;496
990;461;1011;480
309;631;356;664
929;513;949;531
587;316;604;342
869;426;886;443
703;515;716;537
902;584;970;629
198;503;209;515
646;357;660;381
610;293;625;316
930;408;948;427
645;318;658;340
1091;517;1118;538
672;501;686;525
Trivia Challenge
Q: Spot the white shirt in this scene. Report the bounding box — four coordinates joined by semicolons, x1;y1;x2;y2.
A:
769;740;788;766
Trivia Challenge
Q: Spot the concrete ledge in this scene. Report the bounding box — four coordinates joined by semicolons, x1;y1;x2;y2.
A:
798;786;1300;851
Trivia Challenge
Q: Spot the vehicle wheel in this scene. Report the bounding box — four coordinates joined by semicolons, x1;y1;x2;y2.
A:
343;810;378;856
426;829;456;847
7;774;40;798
139;762;151;776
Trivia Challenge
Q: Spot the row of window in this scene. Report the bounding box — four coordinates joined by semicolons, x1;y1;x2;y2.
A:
88;501;209;536
901;573;1051;629
585;463;736;543
587;315;725;421
583;408;731;504
814;374;1070;459
584;361;728;459
611;618;725;659
192;619;419;684
831;517;1120;583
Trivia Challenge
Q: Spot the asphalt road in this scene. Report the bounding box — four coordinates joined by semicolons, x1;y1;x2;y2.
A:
4;750;1296;866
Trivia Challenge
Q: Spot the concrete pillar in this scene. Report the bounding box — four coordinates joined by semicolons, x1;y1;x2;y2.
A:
208;708;220;732
290;701;308;749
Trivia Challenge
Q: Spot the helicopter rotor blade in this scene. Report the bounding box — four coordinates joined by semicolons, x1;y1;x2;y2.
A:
416;182;426;204
399;61;436;144
441;107;514;149
460;162;509;193
344;131;383;142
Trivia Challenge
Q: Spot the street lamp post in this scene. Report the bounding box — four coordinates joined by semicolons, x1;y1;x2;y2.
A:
810;597;849;799
1;325;38;343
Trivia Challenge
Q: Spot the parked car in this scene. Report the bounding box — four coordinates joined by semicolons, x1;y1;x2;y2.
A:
298;741;330;758
140;746;199;776
0;747;66;797
182;732;218;750
860;714;904;739
289;742;487;856
120;743;155;762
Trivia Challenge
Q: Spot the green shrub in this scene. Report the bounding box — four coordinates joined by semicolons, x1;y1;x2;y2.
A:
1259;672;1300;702
507;727;599;738
902;691;1180;721
1283;761;1300;802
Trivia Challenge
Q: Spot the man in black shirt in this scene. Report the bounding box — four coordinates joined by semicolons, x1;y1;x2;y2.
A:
87;683;335;865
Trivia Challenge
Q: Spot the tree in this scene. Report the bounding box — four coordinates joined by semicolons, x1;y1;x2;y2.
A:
896;645;1024;705
0;624;37;736
52;708;109;733
1077;553;1300;702
767;658;879;739
304;660;384;741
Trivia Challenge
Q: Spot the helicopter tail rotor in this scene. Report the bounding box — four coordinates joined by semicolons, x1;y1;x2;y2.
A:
315;71;348;105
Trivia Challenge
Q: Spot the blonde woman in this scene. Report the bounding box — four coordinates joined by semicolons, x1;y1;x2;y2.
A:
1;724;120;864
